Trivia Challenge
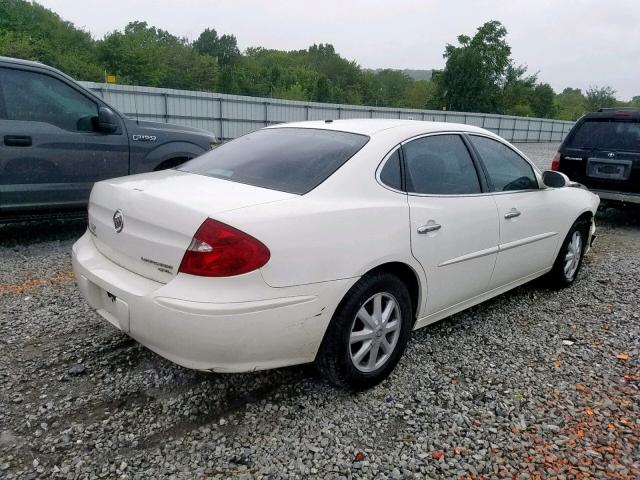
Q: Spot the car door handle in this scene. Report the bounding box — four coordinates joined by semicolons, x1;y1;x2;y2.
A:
4;135;32;147
504;208;521;219
417;223;442;234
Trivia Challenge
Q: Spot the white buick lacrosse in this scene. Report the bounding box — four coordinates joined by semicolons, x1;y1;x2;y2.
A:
72;120;599;389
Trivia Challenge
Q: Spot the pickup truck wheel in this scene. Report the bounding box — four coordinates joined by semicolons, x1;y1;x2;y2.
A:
546;220;588;289
316;272;412;390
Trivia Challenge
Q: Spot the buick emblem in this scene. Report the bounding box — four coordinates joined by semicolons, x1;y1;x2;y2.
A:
113;209;124;233
608;152;615;158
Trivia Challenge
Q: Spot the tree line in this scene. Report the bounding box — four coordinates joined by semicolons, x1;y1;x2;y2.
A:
1;0;638;120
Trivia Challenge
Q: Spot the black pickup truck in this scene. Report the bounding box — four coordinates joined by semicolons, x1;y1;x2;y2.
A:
553;108;640;205
0;56;217;221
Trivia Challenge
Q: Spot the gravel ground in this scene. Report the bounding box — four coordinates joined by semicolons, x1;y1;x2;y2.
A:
1;143;639;479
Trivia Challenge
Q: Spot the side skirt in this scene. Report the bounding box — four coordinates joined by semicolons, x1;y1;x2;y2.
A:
413;267;552;330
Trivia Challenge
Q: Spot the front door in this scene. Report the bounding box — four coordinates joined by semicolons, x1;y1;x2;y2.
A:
404;133;500;317
0;66;129;213
467;134;565;288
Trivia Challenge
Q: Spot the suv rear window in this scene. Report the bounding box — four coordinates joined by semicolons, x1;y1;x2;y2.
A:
180;127;369;194
567;120;640;151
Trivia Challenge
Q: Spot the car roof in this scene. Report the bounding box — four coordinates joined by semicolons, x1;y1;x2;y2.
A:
268;119;493;137
583;108;640;121
0;55;57;71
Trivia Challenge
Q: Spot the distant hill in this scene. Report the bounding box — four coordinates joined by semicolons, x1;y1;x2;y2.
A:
366;68;433;81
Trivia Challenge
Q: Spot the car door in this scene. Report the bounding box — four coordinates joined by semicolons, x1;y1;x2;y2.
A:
403;133;500;317
467;134;566;288
0;66;129;213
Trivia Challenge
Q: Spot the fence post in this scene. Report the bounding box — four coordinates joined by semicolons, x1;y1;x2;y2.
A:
538;122;542;142
163;93;169;123
264;101;269;127
218;97;224;141
305;105;310;121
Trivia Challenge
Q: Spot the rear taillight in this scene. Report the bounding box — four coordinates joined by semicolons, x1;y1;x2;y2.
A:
551;152;561;171
178;218;270;277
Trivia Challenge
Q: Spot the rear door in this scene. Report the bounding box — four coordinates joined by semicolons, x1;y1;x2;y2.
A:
468;134;566;288
0;66;129;213
403;133;500;316
560;118;640;194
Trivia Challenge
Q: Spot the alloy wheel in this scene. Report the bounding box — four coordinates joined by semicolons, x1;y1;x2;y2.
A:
563;230;583;281
349;292;401;373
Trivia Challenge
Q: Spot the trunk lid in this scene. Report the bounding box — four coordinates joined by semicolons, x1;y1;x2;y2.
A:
87;170;295;283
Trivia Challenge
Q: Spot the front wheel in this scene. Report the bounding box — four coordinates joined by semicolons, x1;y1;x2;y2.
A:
546;219;589;288
315;272;413;390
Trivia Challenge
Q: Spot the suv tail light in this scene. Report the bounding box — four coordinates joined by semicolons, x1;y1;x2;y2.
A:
551;152;561;171
178;218;270;277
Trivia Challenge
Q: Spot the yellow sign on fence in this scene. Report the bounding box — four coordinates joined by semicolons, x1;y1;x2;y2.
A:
106;73;117;84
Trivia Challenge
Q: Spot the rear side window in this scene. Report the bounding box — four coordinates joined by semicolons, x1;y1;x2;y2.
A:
180;128;369;194
567;120;640;151
379;149;402;190
402;134;481;195
469;135;538;192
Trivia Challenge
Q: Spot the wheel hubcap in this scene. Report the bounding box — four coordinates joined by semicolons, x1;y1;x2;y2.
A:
349;292;401;373
563;231;583;280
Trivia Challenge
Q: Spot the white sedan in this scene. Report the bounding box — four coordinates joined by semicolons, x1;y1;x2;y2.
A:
72;120;599;389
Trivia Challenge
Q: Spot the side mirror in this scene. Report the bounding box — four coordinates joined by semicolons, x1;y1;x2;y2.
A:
96;107;118;133
542;170;570;188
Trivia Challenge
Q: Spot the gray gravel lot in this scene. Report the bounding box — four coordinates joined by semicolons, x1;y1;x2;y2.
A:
1;143;639;479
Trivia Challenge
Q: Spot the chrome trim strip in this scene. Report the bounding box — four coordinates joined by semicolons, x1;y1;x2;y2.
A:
437;231;557;267
438;245;499;267
499;231;558;252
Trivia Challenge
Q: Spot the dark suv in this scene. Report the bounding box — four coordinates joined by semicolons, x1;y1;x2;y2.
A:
553;108;640;205
0;56;217;221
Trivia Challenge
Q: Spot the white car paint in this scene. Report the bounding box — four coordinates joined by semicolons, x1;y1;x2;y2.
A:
72;119;599;373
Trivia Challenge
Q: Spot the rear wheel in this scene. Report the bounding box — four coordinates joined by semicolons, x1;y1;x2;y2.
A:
546;219;589;288
316;272;412;390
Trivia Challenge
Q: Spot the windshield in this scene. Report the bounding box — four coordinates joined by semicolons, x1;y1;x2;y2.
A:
567;120;640;151
179;127;369;194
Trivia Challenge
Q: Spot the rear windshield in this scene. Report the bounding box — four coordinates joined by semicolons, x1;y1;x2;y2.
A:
179;127;369;194
567;120;640;151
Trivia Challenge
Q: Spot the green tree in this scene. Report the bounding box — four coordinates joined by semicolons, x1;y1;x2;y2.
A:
585;85;617;111
400;80;438;109
193;28;240;65
0;0;102;80
530;83;556;118
439;20;511;112
554;88;587;120
97;22;217;90
500;63;537;115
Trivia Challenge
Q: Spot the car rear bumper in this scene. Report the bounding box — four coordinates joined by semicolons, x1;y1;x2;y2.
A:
71;232;353;372
592;189;640;205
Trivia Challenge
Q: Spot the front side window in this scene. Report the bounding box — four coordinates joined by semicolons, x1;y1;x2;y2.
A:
469;135;538;192
0;67;98;132
180;127;369;194
402;134;481;195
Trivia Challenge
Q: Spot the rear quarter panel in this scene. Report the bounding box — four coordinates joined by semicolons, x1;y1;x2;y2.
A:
215;189;419;288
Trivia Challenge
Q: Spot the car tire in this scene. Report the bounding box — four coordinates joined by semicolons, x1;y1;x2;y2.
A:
547;219;589;289
315;272;413;390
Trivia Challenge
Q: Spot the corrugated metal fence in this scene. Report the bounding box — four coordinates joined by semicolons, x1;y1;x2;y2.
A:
81;82;573;143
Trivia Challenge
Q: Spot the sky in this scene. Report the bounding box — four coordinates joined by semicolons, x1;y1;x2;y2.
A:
37;0;640;100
